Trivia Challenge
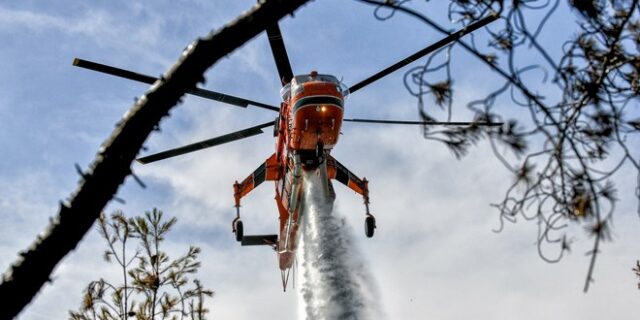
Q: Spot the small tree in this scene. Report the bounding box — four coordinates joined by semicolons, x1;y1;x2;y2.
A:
69;209;213;320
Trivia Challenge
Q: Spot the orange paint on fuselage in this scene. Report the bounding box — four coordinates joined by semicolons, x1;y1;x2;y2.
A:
286;75;345;152
291;106;343;150
233;73;369;289
271;73;346;271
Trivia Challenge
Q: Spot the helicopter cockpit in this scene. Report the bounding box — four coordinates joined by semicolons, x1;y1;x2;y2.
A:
280;72;349;101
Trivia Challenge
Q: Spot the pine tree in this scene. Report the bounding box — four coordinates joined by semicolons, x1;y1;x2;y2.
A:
69;209;213;320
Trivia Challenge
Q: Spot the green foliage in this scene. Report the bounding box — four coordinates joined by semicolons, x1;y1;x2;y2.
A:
69;209;213;320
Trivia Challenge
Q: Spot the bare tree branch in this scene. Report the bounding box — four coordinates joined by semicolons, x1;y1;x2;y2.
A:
0;1;311;318
357;0;640;292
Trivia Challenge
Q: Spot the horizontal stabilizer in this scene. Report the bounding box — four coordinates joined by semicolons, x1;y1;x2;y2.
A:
241;234;278;246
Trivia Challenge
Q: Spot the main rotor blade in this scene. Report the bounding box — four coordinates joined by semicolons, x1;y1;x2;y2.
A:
73;58;279;112
343;118;503;126
348;13;498;94
136;121;275;164
266;22;294;84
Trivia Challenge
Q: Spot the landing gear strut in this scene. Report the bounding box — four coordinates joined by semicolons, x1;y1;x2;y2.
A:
362;178;376;238
231;181;244;242
232;185;244;242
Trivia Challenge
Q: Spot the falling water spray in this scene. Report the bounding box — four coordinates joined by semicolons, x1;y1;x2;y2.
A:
297;168;383;319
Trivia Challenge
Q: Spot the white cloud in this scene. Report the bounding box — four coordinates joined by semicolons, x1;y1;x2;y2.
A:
0;5;170;66
2;1;639;319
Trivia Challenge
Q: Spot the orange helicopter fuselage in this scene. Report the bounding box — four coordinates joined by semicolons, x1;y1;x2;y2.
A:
272;73;346;269
233;72;371;291
285;80;344;151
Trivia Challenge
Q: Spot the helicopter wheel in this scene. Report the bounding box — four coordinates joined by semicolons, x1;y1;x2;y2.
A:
364;214;376;238
234;219;244;242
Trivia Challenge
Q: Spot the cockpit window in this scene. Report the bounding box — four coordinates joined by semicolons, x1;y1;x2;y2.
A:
293;74;339;85
284;73;349;100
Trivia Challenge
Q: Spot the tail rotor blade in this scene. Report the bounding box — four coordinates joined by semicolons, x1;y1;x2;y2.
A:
136;121;275;164
348;13;498;94
72;58;279;112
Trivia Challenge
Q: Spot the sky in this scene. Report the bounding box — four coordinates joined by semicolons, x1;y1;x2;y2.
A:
0;0;639;319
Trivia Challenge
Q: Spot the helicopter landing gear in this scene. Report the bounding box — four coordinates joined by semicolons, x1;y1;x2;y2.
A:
361;178;376;238
364;213;376;238
233;218;244;242
232;202;244;242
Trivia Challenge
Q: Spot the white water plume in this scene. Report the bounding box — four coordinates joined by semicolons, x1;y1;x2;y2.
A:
297;169;384;320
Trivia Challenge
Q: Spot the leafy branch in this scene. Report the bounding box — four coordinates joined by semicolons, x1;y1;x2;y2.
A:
69;209;213;320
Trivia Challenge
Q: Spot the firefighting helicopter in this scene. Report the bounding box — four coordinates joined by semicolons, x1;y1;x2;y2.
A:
73;14;499;290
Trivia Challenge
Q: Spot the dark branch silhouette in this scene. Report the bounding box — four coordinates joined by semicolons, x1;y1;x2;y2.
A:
358;0;640;292
0;0;311;318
